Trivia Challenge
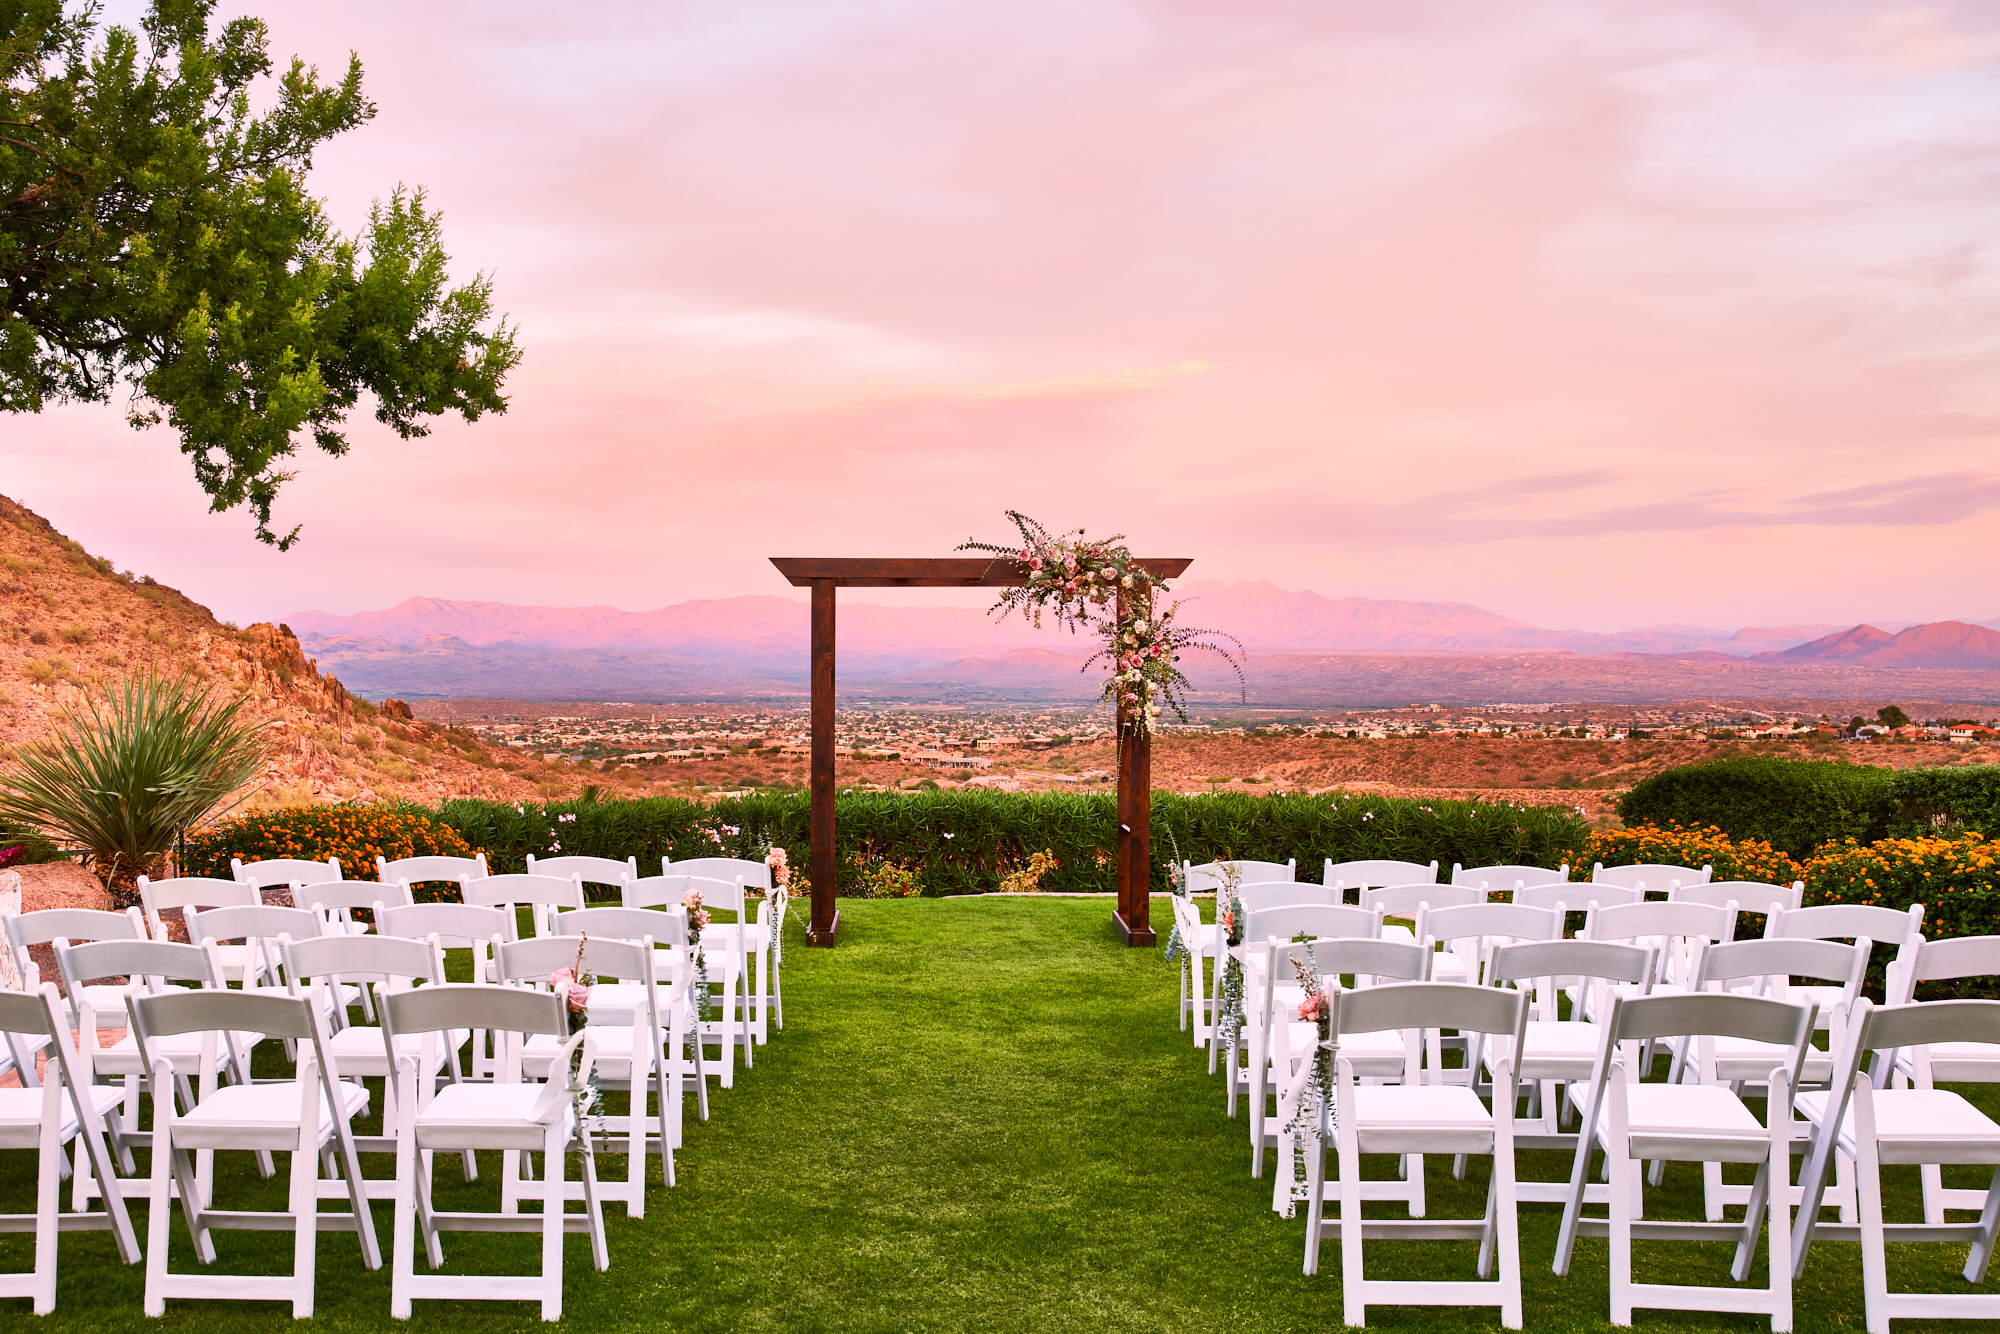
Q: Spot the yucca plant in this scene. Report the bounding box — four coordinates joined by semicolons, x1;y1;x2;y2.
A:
0;675;266;903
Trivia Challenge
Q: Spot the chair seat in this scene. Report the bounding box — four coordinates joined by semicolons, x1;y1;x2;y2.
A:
174;1080;369;1151
1797;1087;2000;1165
1707;1034;1834;1084
1899;1041;2000;1082
417;1083;572;1151
70;982;134;1020
1349;1084;1493;1154
0;1082;124;1149
1571;1082;1772;1161
523;1028;656;1081
326;1025;464;1076
1791;983;1845;1026
1488;1020;1602;1080
95;1029;262;1078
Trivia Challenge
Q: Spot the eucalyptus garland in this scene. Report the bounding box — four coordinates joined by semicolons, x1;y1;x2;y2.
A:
960;511;1243;734
683;887;712;1026
1162;856;1190;964
1281;941;1338;1218
1215;867;1249;1067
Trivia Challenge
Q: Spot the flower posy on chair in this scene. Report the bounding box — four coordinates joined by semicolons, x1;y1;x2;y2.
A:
959;511;1243;734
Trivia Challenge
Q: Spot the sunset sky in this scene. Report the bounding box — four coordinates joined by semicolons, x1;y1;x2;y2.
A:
8;0;1999;633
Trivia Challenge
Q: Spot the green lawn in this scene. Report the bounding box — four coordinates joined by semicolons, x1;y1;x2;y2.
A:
4;895;1998;1330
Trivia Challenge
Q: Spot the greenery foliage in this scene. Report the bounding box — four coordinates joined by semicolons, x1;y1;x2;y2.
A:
183;802;476;900
0;0;520;546
1618;756;1899;857
1803;832;2000;949
0;673;263;896
1886;766;2000;839
1573;822;1804;886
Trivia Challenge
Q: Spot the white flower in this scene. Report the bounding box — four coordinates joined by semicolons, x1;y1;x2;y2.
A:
943;832;955;840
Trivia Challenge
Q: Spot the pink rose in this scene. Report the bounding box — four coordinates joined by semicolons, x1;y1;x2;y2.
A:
1029;557;1042;570
1298;994;1327;1023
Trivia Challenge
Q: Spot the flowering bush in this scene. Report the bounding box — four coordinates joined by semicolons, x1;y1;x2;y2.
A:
184;804;479;902
1575;823;1804;887
997;849;1059;894
1803;832;2000;946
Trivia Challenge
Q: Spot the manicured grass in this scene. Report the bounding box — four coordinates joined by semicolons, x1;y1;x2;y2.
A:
3;896;1998;1330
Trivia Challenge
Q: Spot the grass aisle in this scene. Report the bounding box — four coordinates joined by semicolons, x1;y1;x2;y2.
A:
5;896;1999;1330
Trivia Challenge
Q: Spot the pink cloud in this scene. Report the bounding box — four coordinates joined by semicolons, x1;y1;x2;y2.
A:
7;0;2000;635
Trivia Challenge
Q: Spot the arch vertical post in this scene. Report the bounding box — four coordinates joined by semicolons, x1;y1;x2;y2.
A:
808;577;839;944
1113;583;1156;945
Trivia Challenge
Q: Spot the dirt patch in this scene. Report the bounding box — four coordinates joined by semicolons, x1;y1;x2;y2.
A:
15;861;109;913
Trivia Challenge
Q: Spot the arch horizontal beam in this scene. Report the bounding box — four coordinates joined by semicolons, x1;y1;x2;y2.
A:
769;556;1191;588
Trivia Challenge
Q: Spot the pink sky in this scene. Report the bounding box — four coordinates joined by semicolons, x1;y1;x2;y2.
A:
9;0;2000;632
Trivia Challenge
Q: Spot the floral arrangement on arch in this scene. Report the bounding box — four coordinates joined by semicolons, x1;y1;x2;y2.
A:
961;511;1243;734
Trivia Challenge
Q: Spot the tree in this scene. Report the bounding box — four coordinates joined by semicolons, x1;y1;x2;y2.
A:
1;0;520;547
1877;705;1912;730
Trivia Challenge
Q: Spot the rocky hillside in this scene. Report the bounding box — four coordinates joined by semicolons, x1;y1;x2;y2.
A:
0;494;582;808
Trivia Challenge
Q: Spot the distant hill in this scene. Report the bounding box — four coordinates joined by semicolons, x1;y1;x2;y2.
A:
1766;621;2000;670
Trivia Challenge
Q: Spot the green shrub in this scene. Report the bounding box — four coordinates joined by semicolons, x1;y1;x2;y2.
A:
1618;757;1896;858
1803;833;2000;997
428;789;1590;898
1885;767;2000;839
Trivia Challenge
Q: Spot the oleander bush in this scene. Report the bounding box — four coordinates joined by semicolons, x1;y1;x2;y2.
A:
424;789;1590;898
1617;756;1896;858
184;804;478;902
1886;766;2000;838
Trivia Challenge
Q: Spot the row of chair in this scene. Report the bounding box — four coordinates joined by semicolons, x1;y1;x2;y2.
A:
0;851;793;1318
1172;857;2000;1330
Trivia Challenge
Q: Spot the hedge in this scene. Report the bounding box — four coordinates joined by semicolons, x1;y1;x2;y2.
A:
1886;767;2000;839
418;790;1591;899
1618;757;1898;858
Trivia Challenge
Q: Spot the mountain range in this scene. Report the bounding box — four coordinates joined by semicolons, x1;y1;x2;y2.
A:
282;583;2000;703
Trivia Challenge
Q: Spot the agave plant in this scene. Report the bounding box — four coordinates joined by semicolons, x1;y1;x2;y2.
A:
0;674;266;902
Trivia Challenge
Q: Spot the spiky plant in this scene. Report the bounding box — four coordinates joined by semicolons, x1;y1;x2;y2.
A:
0;675;266;902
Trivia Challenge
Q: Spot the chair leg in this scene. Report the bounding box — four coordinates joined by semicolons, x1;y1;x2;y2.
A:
290;1137;319;1318
1965;1164;2000;1283
1608;1088;1633;1327
539;1129;566;1321
144;1088;175;1317
33;1108;60;1314
1339;1130;1367;1328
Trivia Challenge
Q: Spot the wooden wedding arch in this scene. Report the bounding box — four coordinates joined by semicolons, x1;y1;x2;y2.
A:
769;556;1192;948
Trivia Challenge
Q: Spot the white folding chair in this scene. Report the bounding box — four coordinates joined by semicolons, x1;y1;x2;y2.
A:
626;875;749;1085
1691;937;1869;1220
1484;939;1654;1203
1257;936;1431;1207
551;905;709;1132
1222;903;1382;1097
1297;982;1531;1329
377;854;490;903
1244;928;1403;1159
1416;900;1563;997
282;931;470;1195
230;856;343;894
4;905;147;1041
1168;892;1221;1046
500;933;674;1213
464;873;585;940
1362;883;1484;952
1592;861;1712;893
298;879;417;935
53;937;265;1200
1237;881;1343;913
1324;858;1438;904
0;984;141;1313
1795;997;2000;1333
186;903;332;1062
131;987;379;1318
668;860;777;1047
1554;991;1815;1331
1579;898;1737;1008
1453;862;1570;889
376;901;519;1080
1884;934;2000;1221
1767;903;1925;1033
528;854;637;898
380;984;608;1321
137;876;265;983
1184;859;1296;895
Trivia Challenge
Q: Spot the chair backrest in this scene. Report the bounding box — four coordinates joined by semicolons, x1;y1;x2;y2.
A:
526;854;637;892
553;905;690;949
1183;860;1295;896
283;932;441;992
463;873;585;937
1360;882;1482;917
498;932;654;987
375;902;517;951
1768;902;1923;947
1323;859;1438;894
667;856;774;891
1489;938;1651;1022
1236;881;1343;914
1674;879;1802;915
1590;861;1712;891
1451;862;1570;888
622;874;699;910
1300;935;1432;984
1858;996;2000;1056
377;853;490;889
0;985;57;1041
1583;898;1735;945
1339;980;1530;1041
138;875;260;941
1416;901;1563;952
383;982;564;1038
298;879;417;915
230;856;342;890
1244;903;1382;945
1905;934;2000;987
185;903;322;948
1507;882;1583;913
1606;989;1814;1048
56;937;220;1001
6;905;143;955
131;985;315;1043
1699;936;1869;1000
